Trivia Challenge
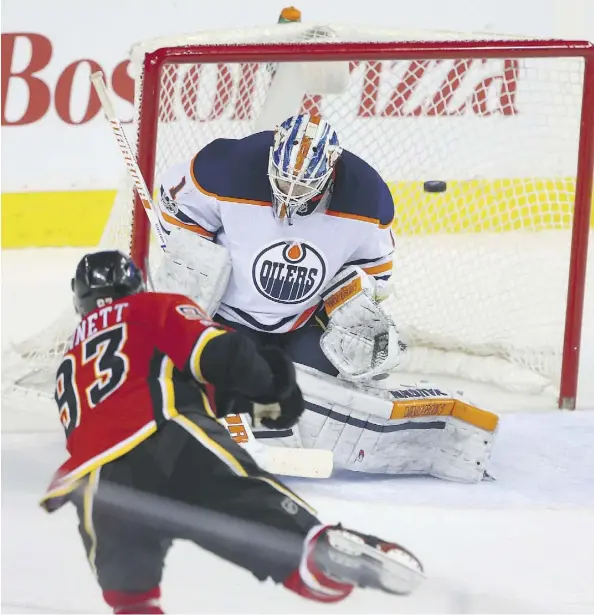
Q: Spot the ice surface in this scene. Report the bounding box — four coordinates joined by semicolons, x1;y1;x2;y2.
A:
2;248;594;614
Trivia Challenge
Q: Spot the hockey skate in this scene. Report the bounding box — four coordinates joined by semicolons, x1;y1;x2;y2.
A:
312;526;425;596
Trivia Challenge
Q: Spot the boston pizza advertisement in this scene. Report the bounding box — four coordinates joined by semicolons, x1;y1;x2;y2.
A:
1;0;592;246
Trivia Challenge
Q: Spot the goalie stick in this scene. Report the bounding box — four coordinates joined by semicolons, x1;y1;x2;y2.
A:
89;72;333;479
90;72;167;251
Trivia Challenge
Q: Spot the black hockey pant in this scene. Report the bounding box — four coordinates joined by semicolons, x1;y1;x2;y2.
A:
73;412;320;594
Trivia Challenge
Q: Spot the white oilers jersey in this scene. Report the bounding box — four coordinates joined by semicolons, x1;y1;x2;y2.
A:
157;131;395;333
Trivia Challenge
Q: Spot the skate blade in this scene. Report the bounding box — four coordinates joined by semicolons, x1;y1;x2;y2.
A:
327;530;425;595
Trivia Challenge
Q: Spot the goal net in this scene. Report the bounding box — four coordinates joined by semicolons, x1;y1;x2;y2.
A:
4;23;594;411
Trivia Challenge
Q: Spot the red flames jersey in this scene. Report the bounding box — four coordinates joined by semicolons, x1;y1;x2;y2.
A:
42;292;227;509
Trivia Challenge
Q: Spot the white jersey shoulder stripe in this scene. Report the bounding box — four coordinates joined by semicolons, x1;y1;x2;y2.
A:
161;210;215;239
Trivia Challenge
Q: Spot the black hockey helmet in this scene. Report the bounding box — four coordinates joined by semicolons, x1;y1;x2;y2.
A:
72;250;145;316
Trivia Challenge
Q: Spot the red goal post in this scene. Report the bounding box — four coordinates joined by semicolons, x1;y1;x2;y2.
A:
130;38;594;410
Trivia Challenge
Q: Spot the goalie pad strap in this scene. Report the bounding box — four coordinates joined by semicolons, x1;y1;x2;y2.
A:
296;365;499;433
321;269;363;317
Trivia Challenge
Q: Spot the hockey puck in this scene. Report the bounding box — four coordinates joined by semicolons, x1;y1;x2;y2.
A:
423;180;447;193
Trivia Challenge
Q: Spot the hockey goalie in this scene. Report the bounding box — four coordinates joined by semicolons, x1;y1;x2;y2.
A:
154;112;499;483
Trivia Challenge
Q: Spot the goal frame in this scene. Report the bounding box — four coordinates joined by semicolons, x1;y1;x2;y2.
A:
130;39;594;410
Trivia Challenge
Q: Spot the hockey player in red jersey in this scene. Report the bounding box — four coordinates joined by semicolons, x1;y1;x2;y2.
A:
41;250;423;614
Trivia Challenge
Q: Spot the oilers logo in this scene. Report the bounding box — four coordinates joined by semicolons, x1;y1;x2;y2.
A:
252;241;326;304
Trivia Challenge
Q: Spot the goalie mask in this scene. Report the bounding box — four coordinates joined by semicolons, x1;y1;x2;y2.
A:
268;113;342;224
72;250;145;317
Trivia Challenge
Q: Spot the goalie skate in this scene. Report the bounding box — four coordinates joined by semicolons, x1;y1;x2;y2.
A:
314;526;425;596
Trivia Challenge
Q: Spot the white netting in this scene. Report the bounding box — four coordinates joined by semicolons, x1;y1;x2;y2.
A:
4;23;591;407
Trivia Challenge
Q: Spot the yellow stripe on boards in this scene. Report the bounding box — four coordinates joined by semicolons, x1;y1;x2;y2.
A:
1;190;115;248
388;177;594;234
2;179;593;247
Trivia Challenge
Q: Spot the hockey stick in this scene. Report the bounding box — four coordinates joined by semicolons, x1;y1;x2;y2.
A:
222;413;333;479
90;71;167;251
89;72;333;479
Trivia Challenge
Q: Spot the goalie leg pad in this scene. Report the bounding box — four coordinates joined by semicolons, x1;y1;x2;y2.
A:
295;365;499;482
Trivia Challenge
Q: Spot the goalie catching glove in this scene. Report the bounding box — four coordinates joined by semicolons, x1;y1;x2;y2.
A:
202;336;304;430
320;266;407;381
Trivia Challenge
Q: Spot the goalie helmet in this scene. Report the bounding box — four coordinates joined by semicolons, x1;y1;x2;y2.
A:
268;113;343;224
72;250;145;317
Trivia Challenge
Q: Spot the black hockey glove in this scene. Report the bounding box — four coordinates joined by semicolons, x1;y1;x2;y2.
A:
247;346;304;430
214;348;304;429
